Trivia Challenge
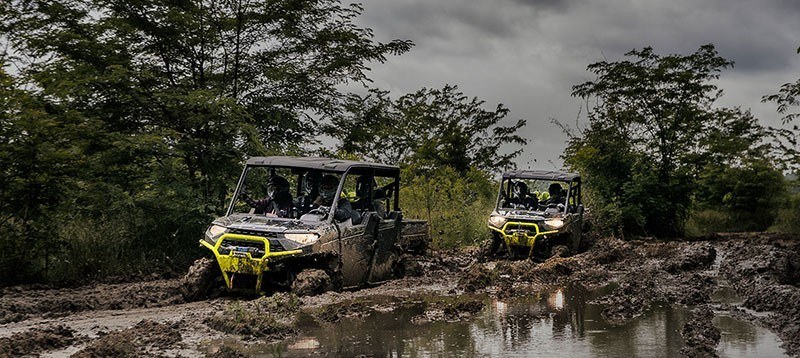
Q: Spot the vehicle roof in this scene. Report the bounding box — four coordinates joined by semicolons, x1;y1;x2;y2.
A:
502;170;580;181
246;156;399;175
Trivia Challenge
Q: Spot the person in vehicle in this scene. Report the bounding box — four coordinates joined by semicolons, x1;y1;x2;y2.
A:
546;182;566;206
313;174;361;223
242;175;293;217
353;175;390;218
508;181;537;210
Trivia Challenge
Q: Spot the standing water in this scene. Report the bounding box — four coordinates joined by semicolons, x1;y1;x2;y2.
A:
206;286;785;357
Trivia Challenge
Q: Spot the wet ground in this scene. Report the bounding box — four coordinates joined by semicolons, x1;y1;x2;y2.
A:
206;286;785;357
0;233;797;357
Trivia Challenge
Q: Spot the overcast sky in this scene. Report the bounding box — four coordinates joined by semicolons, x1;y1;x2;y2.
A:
350;0;800;170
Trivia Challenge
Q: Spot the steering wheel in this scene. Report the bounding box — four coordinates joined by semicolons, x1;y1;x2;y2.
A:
307;205;330;216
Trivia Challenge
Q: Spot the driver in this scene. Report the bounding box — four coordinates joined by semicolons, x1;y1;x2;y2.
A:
242;175;293;217
313;174;361;223
511;181;538;210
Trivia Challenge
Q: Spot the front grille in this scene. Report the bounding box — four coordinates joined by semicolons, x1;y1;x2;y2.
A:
228;228;278;238
224;229;285;253
219;239;266;258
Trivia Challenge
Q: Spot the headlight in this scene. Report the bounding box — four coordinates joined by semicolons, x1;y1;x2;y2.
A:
284;232;320;245
544;219;564;229
488;215;507;228
205;224;227;242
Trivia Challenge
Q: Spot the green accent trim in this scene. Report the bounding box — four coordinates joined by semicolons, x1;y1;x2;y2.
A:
488;221;559;256
199;233;302;292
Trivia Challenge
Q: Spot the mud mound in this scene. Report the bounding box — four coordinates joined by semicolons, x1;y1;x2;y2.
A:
411;298;485;324
585;236;633;265
663;242;716;273
679;305;721;358
719;236;800;356
71;319;182;358
314;300;372;323
459;264;497;292
205;300;297;339
0;279;183;322
0;325;79;356
670;273;716;306
594;269;662;325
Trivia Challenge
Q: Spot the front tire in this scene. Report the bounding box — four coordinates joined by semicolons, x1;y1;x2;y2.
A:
180;257;221;302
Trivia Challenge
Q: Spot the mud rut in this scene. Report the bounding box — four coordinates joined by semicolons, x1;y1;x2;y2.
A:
0;233;798;357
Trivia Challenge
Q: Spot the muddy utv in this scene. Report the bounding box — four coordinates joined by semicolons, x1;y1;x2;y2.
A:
482;170;583;260
181;156;430;300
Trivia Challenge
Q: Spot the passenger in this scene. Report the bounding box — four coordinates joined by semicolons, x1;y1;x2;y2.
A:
546;182;566;206
353;175;388;218
242;176;293;217
314;174;361;223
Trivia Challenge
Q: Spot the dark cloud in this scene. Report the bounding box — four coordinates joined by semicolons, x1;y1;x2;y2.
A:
510;0;575;12
354;0;800;167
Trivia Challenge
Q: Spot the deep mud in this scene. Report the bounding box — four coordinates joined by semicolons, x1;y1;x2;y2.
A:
71;320;183;357
0;279;183;324
0;233;797;356
0;325;80;356
680;305;722;357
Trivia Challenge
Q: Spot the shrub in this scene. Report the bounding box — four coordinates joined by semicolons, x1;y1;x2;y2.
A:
400;166;496;249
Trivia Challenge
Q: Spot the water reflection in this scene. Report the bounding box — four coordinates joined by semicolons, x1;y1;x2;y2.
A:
207;286;785;357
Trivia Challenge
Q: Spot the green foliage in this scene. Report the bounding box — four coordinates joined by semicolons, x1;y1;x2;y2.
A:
564;45;784;237
400;166;496;249
695;159;786;230
762;47;800;124
763;48;800;172
325;85;527;173
0;0;409;285
687;159;788;236
771;189;800;234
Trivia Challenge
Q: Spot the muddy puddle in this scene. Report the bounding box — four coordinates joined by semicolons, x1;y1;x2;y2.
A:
203;286;785;357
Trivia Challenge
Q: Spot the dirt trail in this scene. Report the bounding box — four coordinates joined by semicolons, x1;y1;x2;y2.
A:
0;233;797;357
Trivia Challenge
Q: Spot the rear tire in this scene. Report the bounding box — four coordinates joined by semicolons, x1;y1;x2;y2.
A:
291;269;332;297
180;257;221;302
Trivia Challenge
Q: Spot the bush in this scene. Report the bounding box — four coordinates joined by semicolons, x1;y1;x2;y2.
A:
400;166;495;249
770;192;800;234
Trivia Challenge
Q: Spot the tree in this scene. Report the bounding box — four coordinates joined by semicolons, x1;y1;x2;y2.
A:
691;108;786;232
325;85;527;173
763;47;800;124
0;0;411;284
763;47;800;171
566;44;742;236
2;0;411;212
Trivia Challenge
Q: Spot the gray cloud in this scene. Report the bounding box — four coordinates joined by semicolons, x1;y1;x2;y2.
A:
354;0;800;168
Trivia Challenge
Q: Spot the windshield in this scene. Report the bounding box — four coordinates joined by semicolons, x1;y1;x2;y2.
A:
228;166;399;223
229;166;342;220
496;178;576;214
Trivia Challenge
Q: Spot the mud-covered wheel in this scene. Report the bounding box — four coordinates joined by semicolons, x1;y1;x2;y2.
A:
393;254;424;278
550;245;570;258
180;257;221;302
478;234;503;262
291;269;332;297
